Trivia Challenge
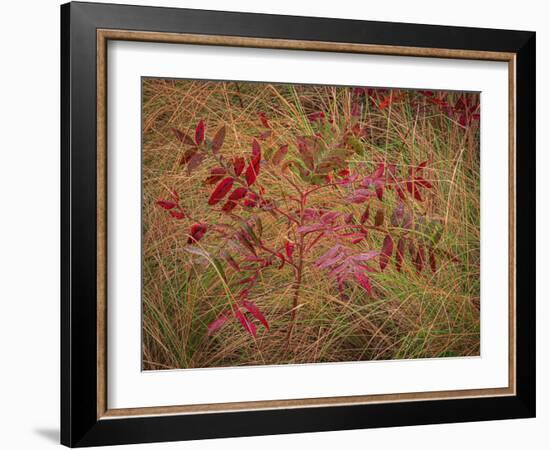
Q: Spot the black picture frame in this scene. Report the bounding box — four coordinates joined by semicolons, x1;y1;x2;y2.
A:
61;1;535;447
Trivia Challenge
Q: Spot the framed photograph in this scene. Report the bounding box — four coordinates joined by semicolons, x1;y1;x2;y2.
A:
61;2;536;447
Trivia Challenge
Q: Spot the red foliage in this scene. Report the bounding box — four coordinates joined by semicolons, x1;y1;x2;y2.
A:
379;235;394;271
405;161;433;202
208;177;234;205
233;157;245;176
245;140;262;185
233;306;257;337
171;128;196;146
211;126;226;154
258;112;271;129
169;210;185;219
285;241;295;259
156;200;177;210
195;119;205;145
241;300;269;330
204;167;227;185
228;187;248;201
207;313;229;336
187;223;207;244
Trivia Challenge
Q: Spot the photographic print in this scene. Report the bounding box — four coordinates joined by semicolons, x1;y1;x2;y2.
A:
142;78;481;370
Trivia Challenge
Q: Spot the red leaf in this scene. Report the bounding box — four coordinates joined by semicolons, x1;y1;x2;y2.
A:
233;157;245;176
321;211;341;223
234;307;257;337
211;126;226;154
336;173;359;187
338;168;350;178
379;234;393;271
415;177;433;189
207;313;229;336
245;143;261;186
354;270;372;295
241;300;269;330
187;223;207;244
285;241;295;259
361;163;385;197
171;128;195;146
208;177;234;205
396;238;405;272
379;97;391;109
455;96;467;111
245;164;258;185
297;223;327;234
228;187;248;201
258;112;271;129
315;245;344;269
179;149;198;165
347;189;376;204
186;152;205;173
221;200;237;212
195;119;205;145
352;251;379;262
429;98;448;107
156;200;177;210
373;163;385;178
429;247;437;273
412;184;423;202
271;144;289;165
204;167;227;185
416;160;429;171
169;210;185;219
257;130;272;140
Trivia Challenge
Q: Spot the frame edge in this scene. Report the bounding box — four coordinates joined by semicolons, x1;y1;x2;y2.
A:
61;2;536;446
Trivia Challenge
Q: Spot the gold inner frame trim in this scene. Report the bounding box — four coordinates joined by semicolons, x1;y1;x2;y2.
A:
96;28;517;420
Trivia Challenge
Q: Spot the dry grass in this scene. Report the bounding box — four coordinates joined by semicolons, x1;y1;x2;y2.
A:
141;78;480;370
